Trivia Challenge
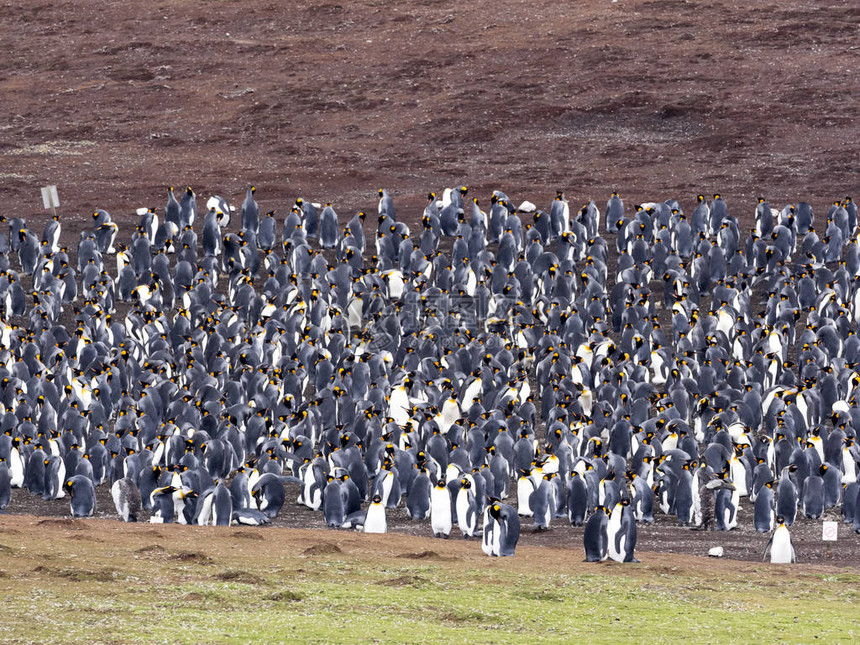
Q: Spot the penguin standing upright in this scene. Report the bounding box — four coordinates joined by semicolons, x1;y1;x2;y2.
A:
606;191;624;233
405;467;431;520
802;468;825;519
568;470;589;526
323;475;347;527
111;477;142;522
211;481;233;526
319;204;339;249
257;210;277;251
241;186;259;234
456;477;478;538
607;500;639;563
42;454;66;500
754;481;776;533
529;473;553;530
430;477;452;538
165;187;181;227
583;505;609;562
202;207;222;257
762;516;796;564
179;186;197;228
0;460;10;511
362;494;388;534
776;465;798;526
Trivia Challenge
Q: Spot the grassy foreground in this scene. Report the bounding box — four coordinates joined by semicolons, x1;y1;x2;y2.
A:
0;516;857;644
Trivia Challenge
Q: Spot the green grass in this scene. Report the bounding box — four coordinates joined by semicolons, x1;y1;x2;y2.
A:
0;527;858;644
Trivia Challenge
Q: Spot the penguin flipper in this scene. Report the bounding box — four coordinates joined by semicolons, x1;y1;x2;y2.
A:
761;535;774;562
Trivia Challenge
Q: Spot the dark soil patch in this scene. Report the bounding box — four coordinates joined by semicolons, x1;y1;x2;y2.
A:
215;569;264;585
171;551;213;564
301;543;343;556
397;550;456;561
134;544;167;556
37;519;84;530
375;575;425;587
33;566;118;582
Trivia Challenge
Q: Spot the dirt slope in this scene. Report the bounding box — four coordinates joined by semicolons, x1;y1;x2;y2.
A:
0;0;857;223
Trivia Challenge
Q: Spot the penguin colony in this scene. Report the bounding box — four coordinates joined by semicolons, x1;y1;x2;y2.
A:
0;184;857;562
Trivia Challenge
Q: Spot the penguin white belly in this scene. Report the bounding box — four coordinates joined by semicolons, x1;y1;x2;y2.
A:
843;450;857;484
430;489;452;537
378;472;395;507
607;505;624;562
725;490;739;530
692;491;702;527
111;481;127;519
9;451;23;488
195;493;214;525
363;505;387;534
517;478;534;517
730;460;749;497
770;528;794;564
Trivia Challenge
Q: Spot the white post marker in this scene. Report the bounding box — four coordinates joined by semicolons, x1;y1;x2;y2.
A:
822;521;838;542
41;185;59;217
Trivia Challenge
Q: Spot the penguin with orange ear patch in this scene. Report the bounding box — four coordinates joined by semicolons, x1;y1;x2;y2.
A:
489;499;519;556
64;475;96;518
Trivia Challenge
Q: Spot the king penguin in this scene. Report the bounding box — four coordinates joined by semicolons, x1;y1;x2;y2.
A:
111;476;142;522
607;499;639;562
567;470;589;526
430;477;453;538
405;466;432;520
42;454;66;500
456;477;479;538
363;494;388;534
241;186;259;234
64;475;96;518
583;505;609;562
319;203;339;249
762;516;796;563
0;460;10;511
754;480;776;533
486;499;520;556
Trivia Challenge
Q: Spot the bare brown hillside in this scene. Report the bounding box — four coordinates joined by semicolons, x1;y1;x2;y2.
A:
0;0;857;224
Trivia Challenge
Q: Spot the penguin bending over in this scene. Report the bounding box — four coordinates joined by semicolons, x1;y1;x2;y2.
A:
64;475;96;518
484;499;520;556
